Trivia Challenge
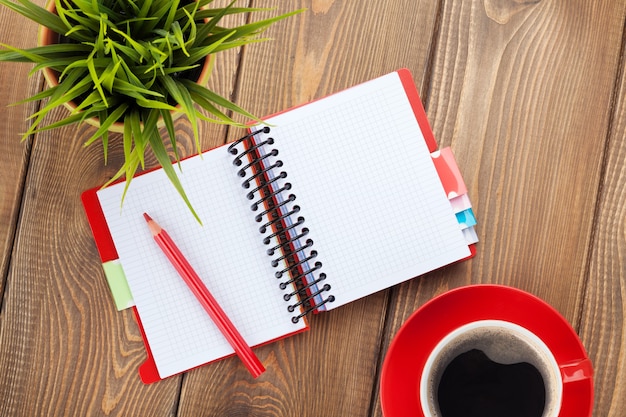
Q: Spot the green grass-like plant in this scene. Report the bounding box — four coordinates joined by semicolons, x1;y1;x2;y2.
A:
0;0;302;222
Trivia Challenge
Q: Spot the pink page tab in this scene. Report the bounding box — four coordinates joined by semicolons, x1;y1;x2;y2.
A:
431;147;468;199
450;194;472;213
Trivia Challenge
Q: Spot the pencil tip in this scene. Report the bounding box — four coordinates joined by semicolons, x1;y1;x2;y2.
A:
144;213;162;235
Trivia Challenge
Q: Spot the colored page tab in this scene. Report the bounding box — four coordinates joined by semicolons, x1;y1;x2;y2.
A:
456;208;477;229
102;260;135;310
431;147;467;199
463;227;479;244
450;194;472;213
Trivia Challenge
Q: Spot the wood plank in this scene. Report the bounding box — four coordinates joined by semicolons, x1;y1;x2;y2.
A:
0;111;183;416
0;1;42;304
0;1;244;415
578;24;626;416
372;0;626;415
428;0;625;317
177;1;441;416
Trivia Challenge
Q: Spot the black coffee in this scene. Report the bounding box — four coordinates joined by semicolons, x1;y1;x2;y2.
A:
437;349;545;417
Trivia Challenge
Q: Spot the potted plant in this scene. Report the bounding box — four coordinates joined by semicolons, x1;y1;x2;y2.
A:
0;0;302;221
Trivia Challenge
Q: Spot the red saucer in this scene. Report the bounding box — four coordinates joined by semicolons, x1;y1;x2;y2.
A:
380;285;593;417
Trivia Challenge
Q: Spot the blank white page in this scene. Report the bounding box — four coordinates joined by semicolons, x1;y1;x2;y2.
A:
97;147;306;379
256;71;471;309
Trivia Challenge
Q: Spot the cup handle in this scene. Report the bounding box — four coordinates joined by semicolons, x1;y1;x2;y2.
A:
560;358;593;383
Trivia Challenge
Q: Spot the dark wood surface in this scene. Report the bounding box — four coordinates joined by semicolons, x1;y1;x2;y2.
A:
1;1;625;416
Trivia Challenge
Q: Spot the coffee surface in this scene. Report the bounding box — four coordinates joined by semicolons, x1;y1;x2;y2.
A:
437;349;545;417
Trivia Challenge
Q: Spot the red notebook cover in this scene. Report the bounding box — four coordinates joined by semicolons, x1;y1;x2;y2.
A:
81;69;476;383
82;185;310;383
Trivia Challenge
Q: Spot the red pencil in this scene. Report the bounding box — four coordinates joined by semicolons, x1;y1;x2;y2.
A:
143;213;265;378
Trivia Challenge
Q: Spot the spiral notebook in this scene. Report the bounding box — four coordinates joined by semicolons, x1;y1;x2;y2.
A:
82;69;477;382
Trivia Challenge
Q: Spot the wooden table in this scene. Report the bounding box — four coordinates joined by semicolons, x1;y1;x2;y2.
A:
1;1;625;416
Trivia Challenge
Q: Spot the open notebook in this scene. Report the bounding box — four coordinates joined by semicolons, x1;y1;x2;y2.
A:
82;69;477;382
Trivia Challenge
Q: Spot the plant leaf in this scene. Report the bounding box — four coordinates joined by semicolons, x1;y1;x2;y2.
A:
10;86;56;106
176;29;234;67
188;90;239;125
160;75;199;151
101;60;122;93
128;110;145;169
0;0;303;224
110;27;150;60
103;145;142;207
123;111;134;173
162;0;181;31
181;79;262;123
0;42;47;63
20;111;86;140
87;52;108;107
136;98;178;111
84;102;129;147
160;108;182;166
147;125;202;224
0;42;91;63
171;21;190;57
112;78;164;100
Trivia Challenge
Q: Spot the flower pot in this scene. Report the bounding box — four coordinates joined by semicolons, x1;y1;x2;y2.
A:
36;0;215;133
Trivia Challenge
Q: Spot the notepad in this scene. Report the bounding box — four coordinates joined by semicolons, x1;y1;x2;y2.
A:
82;69;477;382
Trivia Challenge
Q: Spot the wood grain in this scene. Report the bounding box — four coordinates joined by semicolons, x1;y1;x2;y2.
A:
0;107;185;416
426;0;624;316
226;0;440;139
1;0;625;416
0;1;245;415
578;25;626;416
181;1;441;416
0;0;43;304
372;0;626;415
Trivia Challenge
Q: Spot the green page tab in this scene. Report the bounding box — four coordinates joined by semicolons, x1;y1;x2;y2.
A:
102;260;134;310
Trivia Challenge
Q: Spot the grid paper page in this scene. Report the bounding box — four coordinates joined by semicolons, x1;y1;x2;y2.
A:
97;147;306;379
257;71;471;309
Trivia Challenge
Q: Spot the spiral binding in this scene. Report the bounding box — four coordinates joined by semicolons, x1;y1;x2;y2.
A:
228;128;335;323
